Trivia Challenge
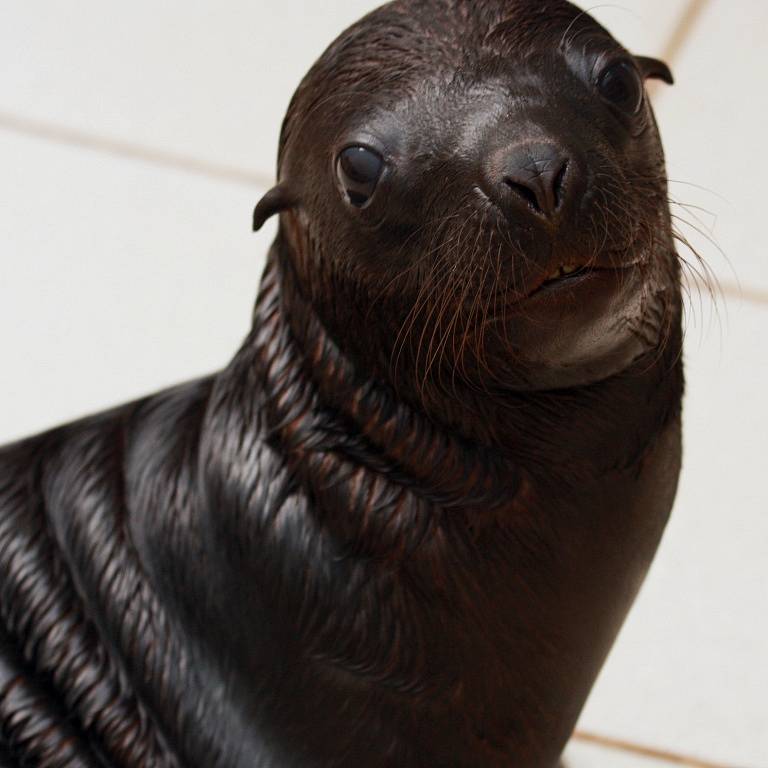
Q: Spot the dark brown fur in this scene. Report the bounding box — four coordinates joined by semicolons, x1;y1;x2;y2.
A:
0;2;683;766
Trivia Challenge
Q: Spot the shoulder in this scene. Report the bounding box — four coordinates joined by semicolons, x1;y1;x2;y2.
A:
0;376;217;518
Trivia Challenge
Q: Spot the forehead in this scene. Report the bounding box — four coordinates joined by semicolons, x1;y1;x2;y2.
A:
333;0;615;70
279;0;621;164
316;1;621;105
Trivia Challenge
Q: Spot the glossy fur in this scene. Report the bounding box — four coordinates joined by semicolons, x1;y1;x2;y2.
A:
0;1;683;766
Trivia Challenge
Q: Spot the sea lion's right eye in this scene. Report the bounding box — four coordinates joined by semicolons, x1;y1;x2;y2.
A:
336;146;384;208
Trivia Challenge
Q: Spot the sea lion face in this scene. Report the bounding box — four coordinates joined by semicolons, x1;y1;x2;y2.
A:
258;0;679;393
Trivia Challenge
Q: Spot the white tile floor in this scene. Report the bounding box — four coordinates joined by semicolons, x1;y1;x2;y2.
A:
1;2;766;766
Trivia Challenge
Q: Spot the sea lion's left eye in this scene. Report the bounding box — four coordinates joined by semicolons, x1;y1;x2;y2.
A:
597;61;644;114
336;146;384;208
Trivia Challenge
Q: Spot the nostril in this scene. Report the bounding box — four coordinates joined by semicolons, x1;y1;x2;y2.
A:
503;178;543;214
553;159;569;210
495;143;574;221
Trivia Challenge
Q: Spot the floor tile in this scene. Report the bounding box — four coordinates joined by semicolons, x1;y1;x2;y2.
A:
0;1;687;182
577;295;768;768
0;130;273;443
653;0;768;293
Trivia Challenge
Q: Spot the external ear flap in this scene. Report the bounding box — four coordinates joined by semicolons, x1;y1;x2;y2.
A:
253;184;298;231
635;56;674;85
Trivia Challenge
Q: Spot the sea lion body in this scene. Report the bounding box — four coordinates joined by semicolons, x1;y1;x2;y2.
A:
0;2;683;767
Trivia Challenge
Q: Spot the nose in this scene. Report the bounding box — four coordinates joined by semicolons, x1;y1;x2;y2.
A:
496;143;571;221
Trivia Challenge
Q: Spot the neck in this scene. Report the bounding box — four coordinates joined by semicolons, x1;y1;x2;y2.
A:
251;240;523;515
182;237;684;767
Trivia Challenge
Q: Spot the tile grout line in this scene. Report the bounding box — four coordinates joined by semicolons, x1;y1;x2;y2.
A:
661;0;713;67
572;730;745;768
647;0;711;101
0;110;275;190
685;274;768;307
722;283;768;305
647;0;712;101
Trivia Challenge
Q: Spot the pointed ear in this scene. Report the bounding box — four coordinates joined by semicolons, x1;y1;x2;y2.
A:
253;184;298;231
635;56;674;85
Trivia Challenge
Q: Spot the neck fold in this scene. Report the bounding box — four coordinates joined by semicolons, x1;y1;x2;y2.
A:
249;244;521;515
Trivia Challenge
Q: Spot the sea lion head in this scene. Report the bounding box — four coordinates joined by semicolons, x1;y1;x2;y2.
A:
253;0;678;398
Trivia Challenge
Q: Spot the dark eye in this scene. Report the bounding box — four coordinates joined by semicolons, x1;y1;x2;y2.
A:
336;146;384;208
597;61;644;114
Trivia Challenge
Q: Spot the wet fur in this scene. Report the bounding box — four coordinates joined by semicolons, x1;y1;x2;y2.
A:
0;260;682;767
0;1;685;766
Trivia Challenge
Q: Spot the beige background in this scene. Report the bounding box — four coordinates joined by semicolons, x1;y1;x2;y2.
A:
0;2;765;766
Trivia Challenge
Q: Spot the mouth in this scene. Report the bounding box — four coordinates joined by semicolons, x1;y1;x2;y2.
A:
528;259;640;299
542;263;592;285
528;262;600;297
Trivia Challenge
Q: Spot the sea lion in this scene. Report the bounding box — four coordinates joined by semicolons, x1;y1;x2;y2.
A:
0;1;682;766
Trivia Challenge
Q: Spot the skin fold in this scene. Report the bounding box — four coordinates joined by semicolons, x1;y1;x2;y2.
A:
0;1;682;766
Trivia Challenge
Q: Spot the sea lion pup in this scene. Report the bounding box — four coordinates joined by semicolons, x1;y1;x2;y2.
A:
0;1;682;766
